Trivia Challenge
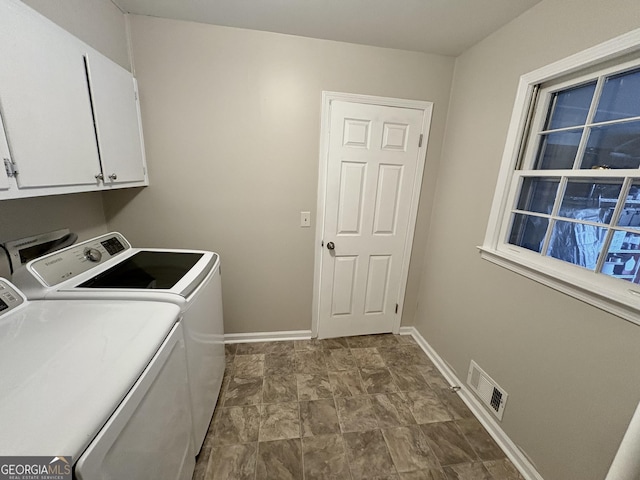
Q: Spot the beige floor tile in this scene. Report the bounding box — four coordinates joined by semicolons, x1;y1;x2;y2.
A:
342;429;396;479
223;377;263;406
300;399;341;437
421;421;477;467
456;417;505;461
256;438;302;480
325;348;357;371
213;405;260;445
336;396;379;432
259;402;300;441
233;354;264;378
483;458;525;480
442;462;492;479
329;370;367;398
262;374;297;403
351;347;387;368
297;373;333;400
370;392;416;428
405;389;453;424
382;425;439;472
206;443;257;480
302;433;350;479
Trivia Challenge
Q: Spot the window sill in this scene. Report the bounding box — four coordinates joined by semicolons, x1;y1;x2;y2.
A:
478;246;640;327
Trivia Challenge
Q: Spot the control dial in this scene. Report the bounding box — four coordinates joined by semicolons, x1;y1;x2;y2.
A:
83;247;102;263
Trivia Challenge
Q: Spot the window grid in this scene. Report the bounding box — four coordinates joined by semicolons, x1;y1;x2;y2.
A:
507;62;640;279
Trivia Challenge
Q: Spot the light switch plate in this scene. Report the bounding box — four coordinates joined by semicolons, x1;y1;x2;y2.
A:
300;211;311;227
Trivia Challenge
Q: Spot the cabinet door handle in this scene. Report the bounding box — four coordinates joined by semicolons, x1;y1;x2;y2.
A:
108;173;117;180
95;173;104;181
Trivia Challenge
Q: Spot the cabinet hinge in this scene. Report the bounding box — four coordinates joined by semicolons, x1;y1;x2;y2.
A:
418;134;423;148
395;303;399;314
3;157;18;177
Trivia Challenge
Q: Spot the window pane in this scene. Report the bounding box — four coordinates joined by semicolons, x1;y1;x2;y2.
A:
545;82;596;130
516;177;559;214
602;231;640;283
594;68;640;123
558;179;622;223
546;220;607;269
609;229;640;251
508;214;548;253
534;129;582;170
581;120;640;169
617;181;640;229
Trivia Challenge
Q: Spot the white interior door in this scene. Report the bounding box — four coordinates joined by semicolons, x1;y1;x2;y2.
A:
317;96;431;339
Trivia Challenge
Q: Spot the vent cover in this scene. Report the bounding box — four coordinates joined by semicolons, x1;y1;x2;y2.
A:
467;360;508;420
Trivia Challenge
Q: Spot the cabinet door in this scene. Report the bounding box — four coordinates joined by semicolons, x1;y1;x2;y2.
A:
86;52;146;185
0;114;11;191
0;1;101;189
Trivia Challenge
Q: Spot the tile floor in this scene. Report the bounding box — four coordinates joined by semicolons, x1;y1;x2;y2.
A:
193;334;524;480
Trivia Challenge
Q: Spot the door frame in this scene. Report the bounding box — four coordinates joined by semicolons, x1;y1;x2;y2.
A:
312;91;433;338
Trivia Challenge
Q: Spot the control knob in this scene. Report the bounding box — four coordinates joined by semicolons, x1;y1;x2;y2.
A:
83;247;102;263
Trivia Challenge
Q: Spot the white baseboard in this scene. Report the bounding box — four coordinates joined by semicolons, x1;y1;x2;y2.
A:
399;326;544;480
224;330;313;343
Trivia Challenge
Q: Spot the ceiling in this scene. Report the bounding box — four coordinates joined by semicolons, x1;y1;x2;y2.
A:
111;0;541;56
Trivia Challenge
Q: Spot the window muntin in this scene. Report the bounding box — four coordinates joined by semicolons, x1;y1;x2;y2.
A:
505;62;640;286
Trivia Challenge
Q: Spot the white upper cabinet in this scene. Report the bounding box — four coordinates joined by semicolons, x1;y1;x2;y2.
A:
0;0;101;190
85;52;146;186
0;0;148;200
0;115;11;191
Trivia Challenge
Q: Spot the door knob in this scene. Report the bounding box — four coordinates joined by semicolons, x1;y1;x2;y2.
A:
108;173;118;180
327;242;335;250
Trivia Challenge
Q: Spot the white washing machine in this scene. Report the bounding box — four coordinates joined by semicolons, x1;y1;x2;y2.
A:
12;232;225;453
0;278;195;480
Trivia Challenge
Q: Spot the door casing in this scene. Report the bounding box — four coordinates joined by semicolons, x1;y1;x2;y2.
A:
312;91;433;337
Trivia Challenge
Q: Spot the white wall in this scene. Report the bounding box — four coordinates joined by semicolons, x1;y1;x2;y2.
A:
413;0;640;478
103;16;455;334
0;0;130;278
21;0;130;70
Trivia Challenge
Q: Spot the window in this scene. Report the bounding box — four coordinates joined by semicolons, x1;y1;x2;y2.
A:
482;29;640;324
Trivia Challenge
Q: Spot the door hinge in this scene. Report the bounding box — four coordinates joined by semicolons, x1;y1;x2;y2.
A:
395;303;399;314
418;134;423;148
3;157;17;177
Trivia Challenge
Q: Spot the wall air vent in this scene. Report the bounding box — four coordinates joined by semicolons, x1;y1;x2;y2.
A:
467;360;508;420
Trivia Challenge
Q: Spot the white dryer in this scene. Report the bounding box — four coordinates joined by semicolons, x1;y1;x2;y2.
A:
0;278;194;480
12;232;225;453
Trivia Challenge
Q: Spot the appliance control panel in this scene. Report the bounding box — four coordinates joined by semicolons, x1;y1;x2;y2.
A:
27;232;131;287
0;279;25;314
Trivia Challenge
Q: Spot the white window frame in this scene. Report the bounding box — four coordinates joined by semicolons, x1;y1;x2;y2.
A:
481;28;640;325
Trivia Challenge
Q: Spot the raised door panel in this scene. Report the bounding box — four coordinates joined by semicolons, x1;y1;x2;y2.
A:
331;256;358;316
337;162;366;235
0;0;101;189
86;51;146;186
364;255;391;314
373;164;403;235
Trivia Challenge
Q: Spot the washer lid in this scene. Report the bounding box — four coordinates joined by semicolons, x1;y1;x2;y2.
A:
0;299;180;459
78;251;205;289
